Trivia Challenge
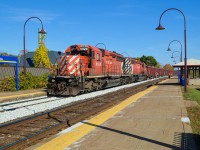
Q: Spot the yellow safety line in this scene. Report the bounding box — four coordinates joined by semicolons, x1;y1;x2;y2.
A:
36;84;159;150
0;92;45;100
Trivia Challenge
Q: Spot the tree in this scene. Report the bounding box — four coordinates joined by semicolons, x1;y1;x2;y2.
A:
155;62;161;68
34;34;50;68
0;52;16;56
140;55;158;67
163;64;174;70
0;52;9;56
134;57;140;61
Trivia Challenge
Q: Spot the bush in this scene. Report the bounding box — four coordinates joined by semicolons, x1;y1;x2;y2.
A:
18;72;35;90
33;73;49;88
0;72;49;91
0;76;16;91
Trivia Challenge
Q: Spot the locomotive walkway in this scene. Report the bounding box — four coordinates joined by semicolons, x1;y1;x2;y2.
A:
32;78;197;150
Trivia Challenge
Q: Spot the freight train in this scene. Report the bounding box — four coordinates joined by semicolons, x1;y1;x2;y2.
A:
47;44;176;96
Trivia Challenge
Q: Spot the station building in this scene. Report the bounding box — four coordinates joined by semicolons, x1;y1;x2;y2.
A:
173;59;200;85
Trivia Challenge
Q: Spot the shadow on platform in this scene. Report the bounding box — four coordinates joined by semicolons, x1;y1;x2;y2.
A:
82;122;198;150
173;132;199;150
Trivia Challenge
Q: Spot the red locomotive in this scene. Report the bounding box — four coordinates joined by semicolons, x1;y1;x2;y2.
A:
47;44;176;96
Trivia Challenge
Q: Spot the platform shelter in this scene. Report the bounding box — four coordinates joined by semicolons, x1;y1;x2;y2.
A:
173;59;200;85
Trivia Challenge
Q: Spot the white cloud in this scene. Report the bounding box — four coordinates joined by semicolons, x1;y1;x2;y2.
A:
0;4;59;23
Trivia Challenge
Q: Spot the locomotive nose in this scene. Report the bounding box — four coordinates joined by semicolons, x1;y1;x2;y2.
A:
66;56;82;76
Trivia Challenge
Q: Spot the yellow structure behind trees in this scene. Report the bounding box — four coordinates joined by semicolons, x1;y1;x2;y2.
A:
34;34;50;68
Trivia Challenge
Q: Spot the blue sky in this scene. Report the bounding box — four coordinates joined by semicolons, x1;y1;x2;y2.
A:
0;0;199;66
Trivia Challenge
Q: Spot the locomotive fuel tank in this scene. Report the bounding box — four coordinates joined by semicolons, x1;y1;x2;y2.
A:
102;78;121;88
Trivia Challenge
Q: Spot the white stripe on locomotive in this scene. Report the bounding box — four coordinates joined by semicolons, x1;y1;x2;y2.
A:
68;57;80;70
123;58;132;74
68;56;77;64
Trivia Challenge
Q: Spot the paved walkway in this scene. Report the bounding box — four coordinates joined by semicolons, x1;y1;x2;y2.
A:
33;79;197;150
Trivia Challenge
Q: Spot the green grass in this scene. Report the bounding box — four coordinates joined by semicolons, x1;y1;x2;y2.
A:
186;106;200;135
183;87;200;105
183;86;200;147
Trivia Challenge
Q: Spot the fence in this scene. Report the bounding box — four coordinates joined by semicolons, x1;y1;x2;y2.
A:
0;66;50;80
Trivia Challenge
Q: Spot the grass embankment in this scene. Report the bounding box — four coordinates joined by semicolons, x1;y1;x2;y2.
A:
183;86;200;147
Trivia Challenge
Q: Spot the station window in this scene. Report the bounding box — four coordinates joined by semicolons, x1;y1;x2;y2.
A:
96;53;100;61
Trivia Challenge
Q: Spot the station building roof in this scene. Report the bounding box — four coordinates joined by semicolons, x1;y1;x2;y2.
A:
18;50;64;67
173;59;200;67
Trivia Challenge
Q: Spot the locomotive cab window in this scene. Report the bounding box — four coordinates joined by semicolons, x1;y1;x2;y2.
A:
66;52;70;55
91;51;94;59
71;50;80;55
80;51;88;56
131;60;136;64
96;53;100;61
99;48;105;57
116;56;124;62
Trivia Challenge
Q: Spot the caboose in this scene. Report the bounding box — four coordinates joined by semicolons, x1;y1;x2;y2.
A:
47;44;147;96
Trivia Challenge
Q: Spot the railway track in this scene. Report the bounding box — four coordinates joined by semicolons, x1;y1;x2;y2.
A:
0;96;75;112
0;78;165;150
0;78;163;124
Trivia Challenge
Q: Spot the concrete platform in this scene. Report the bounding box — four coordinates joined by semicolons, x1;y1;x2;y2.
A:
0;89;46;102
34;79;197;150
